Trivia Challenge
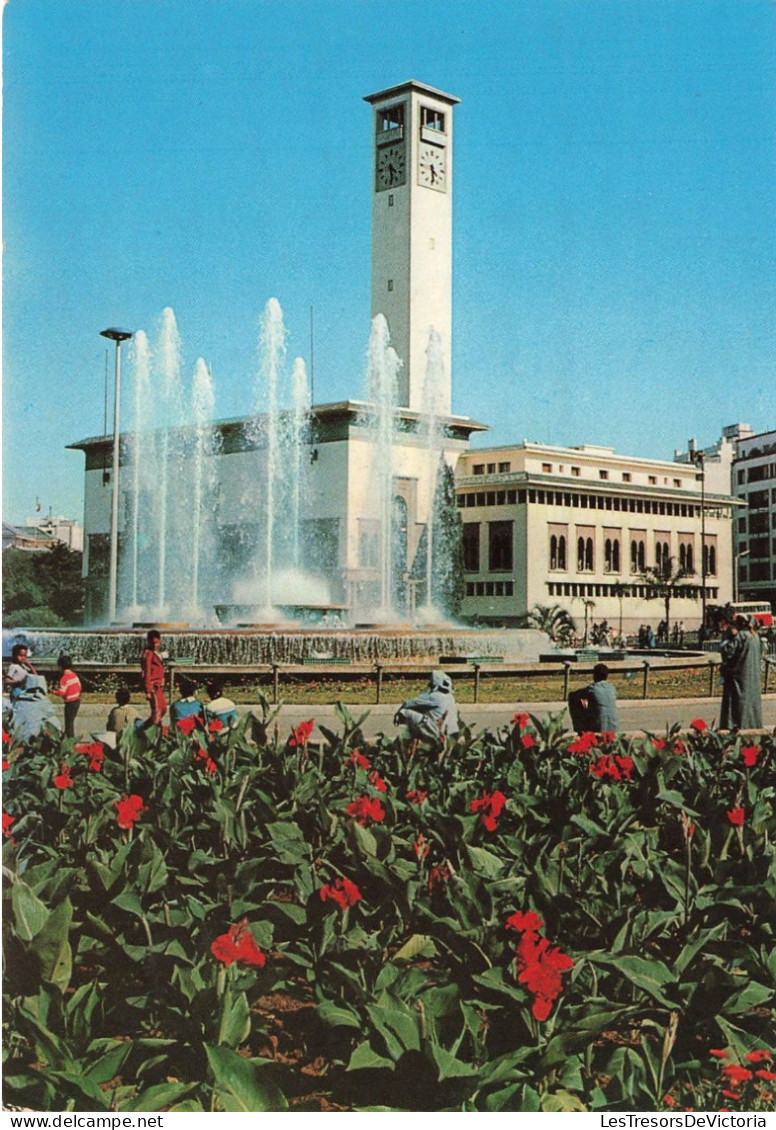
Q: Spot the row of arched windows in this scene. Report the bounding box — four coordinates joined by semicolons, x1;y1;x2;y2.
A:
551;534;717;576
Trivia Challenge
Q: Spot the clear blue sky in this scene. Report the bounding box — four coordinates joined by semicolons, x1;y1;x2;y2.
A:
3;0;774;524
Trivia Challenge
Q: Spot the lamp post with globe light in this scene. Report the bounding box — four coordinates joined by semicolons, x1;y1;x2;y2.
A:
100;328;133;624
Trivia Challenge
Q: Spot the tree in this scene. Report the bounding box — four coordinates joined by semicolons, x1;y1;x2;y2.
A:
640;557;694;641
2;545;84;627
523;603;576;644
610;581;631;642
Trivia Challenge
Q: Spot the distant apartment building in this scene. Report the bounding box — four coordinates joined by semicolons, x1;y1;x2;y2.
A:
24;516;84;553
732;429;776;608
454;441;739;632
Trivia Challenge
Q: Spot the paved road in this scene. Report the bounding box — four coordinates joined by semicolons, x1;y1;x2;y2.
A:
59;694;776;743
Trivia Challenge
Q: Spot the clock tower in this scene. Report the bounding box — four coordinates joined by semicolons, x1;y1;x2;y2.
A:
364;81;459;414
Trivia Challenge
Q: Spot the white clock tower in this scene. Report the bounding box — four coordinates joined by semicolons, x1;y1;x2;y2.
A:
364;81;459;414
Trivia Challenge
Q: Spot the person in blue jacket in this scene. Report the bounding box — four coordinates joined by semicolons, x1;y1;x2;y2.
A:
394;670;459;744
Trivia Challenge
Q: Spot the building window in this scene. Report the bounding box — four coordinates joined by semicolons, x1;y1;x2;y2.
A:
550;533;567;571
473;464;485;475
571;466;581;477
421;105;445;132
599;470;609;480
631;538;645;573
622;472;632;483
488;521;513;571
604;538;621;573
462;523;480;572
655;540;670;572
703;542;717;577
542;463;552;473
498;461;511;473
679;542;694;573
387;279;393;291
378;104;404;132
577;536;594;572
487;462;496;474
358;522;380;569
648;475;657;485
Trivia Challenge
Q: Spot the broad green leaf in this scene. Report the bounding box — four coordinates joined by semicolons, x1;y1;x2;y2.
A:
84;1041;132;1084
541;1089;587;1112
120;1083;199;1111
218;989;251;1049
11;880;50;942
205;1045;288;1112
30;898;72;992
392;933;437;963
427;1042;478;1080
346;1040;395;1072
585;953;677;1008
316;1000;363;1029
465;845;505;877
112;890;145;918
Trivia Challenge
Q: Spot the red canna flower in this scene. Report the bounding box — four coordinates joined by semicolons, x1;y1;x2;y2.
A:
512;712;530;730
515;930;574;1021
521;733;536;749
2;812;15;837
740;745;761;768
54;764;73;790
756;1071;776;1081
664;1094;678;1108
745;1050;772;1064
651;738;667;750
208;718;224;733
114;793;146;829
345;794;385;826
722;1065;753;1085
428;863;451;891
406;789;428;805
470;789;507;832
413;833;430;861
319;876;362;911
211;917;266;968
368;769;387;793
506;909;544;937
349;750;371;771
176;714;202;736
2;760;9;771
690;718;708;732
2;730;10;744
709;1049;729;1059
726;806;745;827
567;731;598;755
194;747;218;775
76;741;105;771
722;1091;741;1101
600;731;616;744
289;719;314;747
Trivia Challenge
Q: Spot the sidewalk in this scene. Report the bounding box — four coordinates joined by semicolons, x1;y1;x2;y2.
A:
61;695;776;743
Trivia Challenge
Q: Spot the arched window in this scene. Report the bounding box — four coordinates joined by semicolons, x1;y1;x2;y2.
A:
686;545;693;572
662;542;670;573
577;537;585;571
558;536;566;570
638;541;645;571
631;540;638;573
550;535;558;570
605;539;612;572
585;538;594;571
612;540;620;572
679;544;687;570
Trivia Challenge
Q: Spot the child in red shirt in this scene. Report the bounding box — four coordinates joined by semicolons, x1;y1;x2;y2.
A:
51;653;82;738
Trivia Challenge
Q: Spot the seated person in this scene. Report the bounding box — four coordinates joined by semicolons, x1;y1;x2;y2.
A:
169;676;205;729
394;670;459;744
569;662;619;734
5;644;38;701
107;687;141;732
10;674;57;741
204;682;238;729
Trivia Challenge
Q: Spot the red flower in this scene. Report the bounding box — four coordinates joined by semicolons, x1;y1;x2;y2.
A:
320;876;362;911
709;1049;729;1059
726;806;745;827
208;718;224;733
512;712;530;730
345;794;386;826
114;793;146;830
690;718;708;732
194;747;218;775
211;917;266;968
428;864;451;891
76;741;105;771
672;740;687;755
745;1050;772;1064
54;764;73;790
590;754;632;782
349;750;371;771
2;760;9;771
470;789;507;832
756;1071;776;1081
368;769;387;793
176;714;202;736
506;909;544;937
413;833;430;861
2;812;15;837
521;733;536;750
600;731;616;744
2;730;10;744
515;930;573;1021
289;718;314;747
568;731;598;755
741;744;761;768
721;1065;753;1085
406;789;428;805
651;738;667;750
664;1094;678;1108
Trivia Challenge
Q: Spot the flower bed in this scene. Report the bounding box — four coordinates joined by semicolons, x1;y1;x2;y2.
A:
2;702;774;1112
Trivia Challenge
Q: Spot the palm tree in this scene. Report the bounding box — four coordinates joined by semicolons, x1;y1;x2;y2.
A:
524;603;577;645
610;581;631;643
640;558;695;642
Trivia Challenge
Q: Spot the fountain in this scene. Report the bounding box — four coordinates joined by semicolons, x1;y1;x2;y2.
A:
6;300;554;669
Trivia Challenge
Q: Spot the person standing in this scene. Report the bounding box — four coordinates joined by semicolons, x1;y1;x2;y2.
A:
719;610;763;730
51;653;82;738
141;630;167;728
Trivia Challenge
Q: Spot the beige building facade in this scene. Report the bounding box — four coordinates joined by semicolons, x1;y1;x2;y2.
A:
454;441;739;633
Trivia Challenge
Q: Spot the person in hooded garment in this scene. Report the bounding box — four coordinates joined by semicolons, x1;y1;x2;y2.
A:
10;674;58;742
719;609;763;730
394;670;459;744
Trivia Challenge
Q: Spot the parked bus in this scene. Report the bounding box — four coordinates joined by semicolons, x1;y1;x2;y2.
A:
708;601;773;628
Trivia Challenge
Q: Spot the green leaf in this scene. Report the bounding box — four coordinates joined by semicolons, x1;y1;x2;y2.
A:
465;845;505;877
427;1043;478;1080
112;890;145;918
11;880;50;941
585;953;677;1007
218;989;251;1049
316;1000;363;1029
29;898;73;992
120;1083;199;1111
541;1090;588;1112
392;934;438;963
205;1045;288;1112
346;1040;395;1072
84;1041;132;1084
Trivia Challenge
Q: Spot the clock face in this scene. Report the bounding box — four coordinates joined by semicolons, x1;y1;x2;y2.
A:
418;143;447;191
376;144;406;191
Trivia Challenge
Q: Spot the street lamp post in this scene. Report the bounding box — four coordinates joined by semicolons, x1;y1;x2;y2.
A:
690;448;707;632
100;328;133;624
